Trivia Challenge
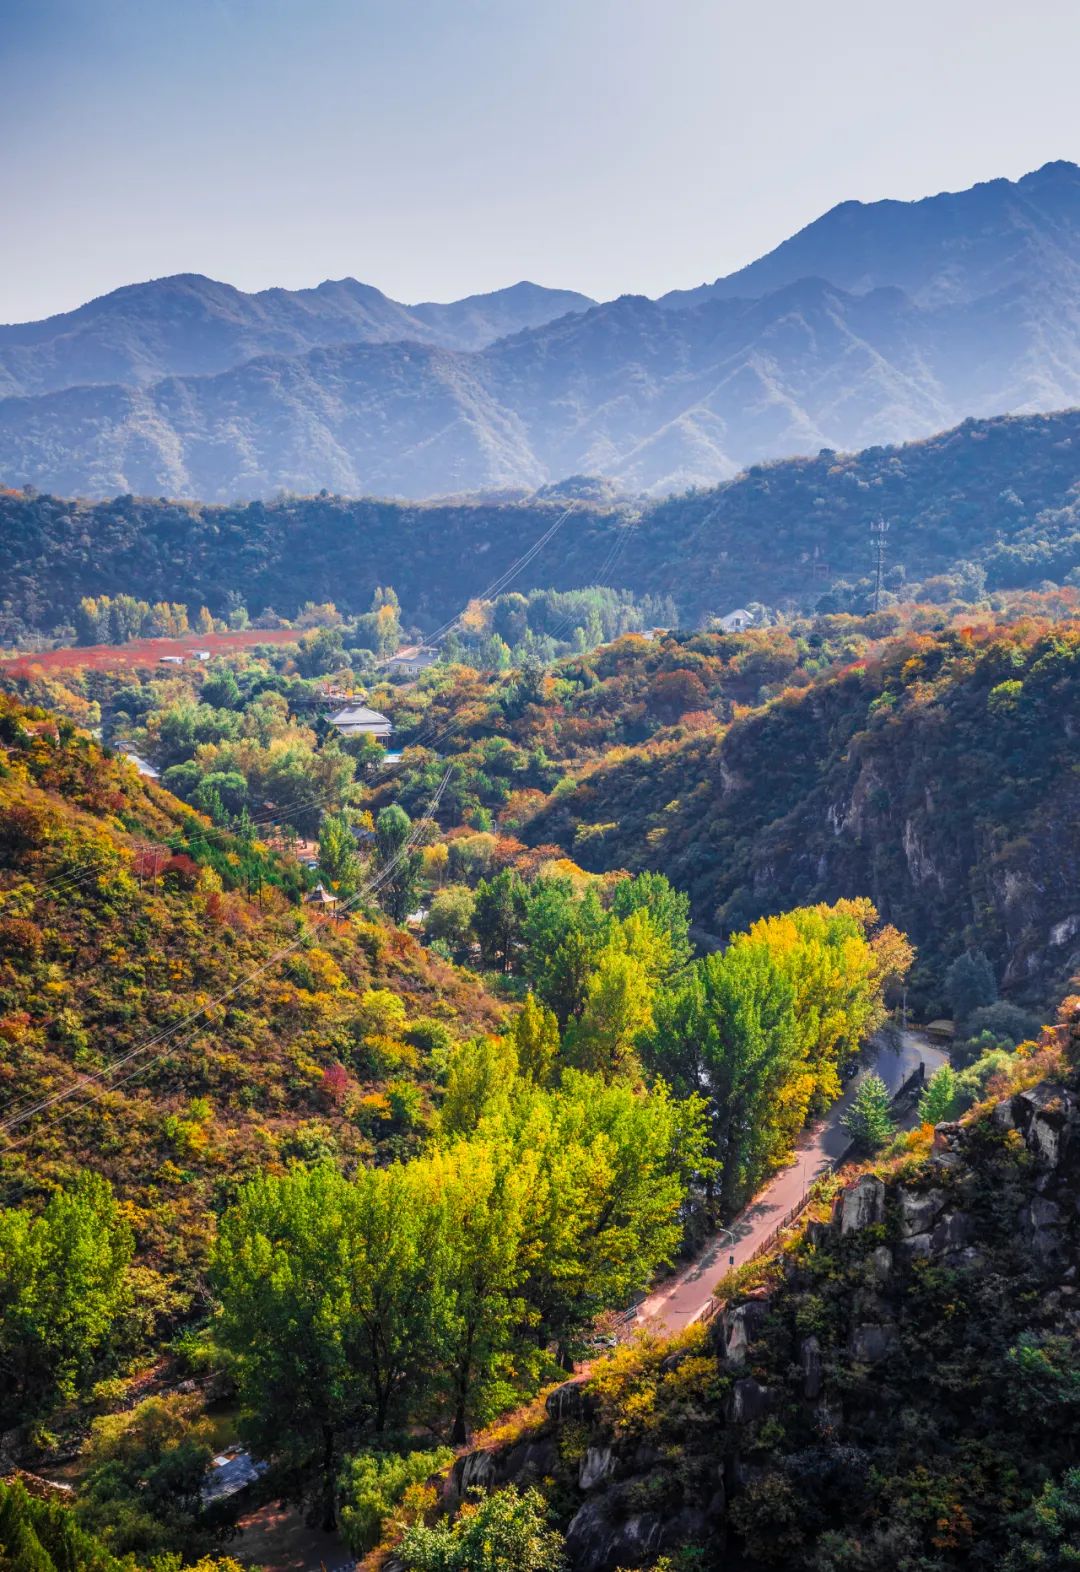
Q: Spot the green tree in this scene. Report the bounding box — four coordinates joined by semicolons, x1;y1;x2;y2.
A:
510;994;560;1085
1004;1468;1080;1570
841;1072;895;1154
472;869;528;973
318;812;361;895
426;884;477;952
418;1141;529;1443
610;871;692;980
564;947;653;1081
200;668;240;709
0;1175;133;1432
917;1063;957;1125
213;1163;451;1525
76;1395;215;1559
338;1448;453;1556
506;1073;709;1363
375;804;424;924
0;1477;123;1572
398;1486;566;1572
439;1036;519;1139
945;949;997;1027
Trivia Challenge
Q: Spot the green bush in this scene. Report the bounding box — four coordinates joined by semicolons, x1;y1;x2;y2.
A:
339;1447;453;1555
398;1485;566;1572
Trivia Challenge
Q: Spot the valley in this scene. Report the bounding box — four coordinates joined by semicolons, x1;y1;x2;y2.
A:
3;97;1080;1572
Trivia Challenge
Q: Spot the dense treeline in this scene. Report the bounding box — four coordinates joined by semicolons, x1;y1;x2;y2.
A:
214;1069;705;1518
4;406;1080;639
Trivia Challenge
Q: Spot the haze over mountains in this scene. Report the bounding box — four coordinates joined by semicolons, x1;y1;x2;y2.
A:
4;160;1080;501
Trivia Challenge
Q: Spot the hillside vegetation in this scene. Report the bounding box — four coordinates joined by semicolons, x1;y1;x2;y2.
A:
525;618;1080;1010
421;1000;1080;1572
0;693;503;1302
4;405;1080;641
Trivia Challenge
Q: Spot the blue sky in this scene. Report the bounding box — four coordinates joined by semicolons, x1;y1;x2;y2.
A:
3;0;1080;322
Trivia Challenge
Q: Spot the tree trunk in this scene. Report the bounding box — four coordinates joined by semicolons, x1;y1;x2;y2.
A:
319;1423;337;1531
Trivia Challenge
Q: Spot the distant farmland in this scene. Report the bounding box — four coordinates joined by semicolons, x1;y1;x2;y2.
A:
0;627;303;677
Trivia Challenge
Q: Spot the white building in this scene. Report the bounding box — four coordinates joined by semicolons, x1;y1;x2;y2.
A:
328;703;393;740
717;608;755;634
384;644;440;676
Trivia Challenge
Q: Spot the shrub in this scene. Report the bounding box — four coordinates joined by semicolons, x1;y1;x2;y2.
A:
398;1485;566;1572
338;1447;453;1555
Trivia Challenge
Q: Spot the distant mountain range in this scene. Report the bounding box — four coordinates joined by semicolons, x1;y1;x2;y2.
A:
3;160;1080;500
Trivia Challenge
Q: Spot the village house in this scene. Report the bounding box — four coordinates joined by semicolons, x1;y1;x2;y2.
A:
718;608;755;633
384;644;440;677
327;702;393;740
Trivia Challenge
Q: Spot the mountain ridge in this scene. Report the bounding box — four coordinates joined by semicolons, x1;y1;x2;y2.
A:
0;272;597;397
3;404;1080;640
5;162;1080;497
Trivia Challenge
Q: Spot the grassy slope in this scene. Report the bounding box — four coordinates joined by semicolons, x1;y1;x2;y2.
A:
0;696;502;1295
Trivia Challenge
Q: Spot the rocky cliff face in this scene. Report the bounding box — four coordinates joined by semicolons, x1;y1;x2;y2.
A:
532;623;1080;1011
447;1007;1080;1569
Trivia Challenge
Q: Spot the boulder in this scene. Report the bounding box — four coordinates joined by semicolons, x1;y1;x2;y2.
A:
579;1446;616;1491
849;1323;896;1363
447;1435;559;1502
930;1211;974;1254
564;1497;664;1572
1011;1084;1074;1169
720;1299;768;1363
800;1335;823;1401
729;1376;771;1424
897;1188;945;1238
546;1380;597;1424
870;1245;894;1282
930;1122;965;1170
838;1175;885;1235
1025;1196;1064;1263
452;1449;496;1496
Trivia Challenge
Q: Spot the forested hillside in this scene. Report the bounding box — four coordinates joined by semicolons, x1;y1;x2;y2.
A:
0;694;503;1296
421;999;1080;1572
526;618;1080;1009
4;405;1080;641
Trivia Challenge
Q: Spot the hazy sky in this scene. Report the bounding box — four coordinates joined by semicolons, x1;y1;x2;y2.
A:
3;0;1080;323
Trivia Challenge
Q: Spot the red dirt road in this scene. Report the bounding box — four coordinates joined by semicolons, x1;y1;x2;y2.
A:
0;629;303;677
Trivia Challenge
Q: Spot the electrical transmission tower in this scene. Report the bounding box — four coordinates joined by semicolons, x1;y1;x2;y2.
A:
870;518;889;612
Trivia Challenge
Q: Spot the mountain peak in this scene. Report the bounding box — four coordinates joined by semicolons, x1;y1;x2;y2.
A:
666;158;1080;312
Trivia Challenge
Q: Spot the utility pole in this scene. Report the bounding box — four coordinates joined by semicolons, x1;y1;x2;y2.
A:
870;518;889;612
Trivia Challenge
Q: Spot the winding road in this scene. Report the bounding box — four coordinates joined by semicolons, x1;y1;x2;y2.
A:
636;1030;946;1335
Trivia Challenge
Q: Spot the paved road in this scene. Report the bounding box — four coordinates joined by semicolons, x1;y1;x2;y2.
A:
636;1029;946;1335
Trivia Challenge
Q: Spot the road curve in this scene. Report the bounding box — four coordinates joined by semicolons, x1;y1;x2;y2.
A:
636;1029;946;1335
